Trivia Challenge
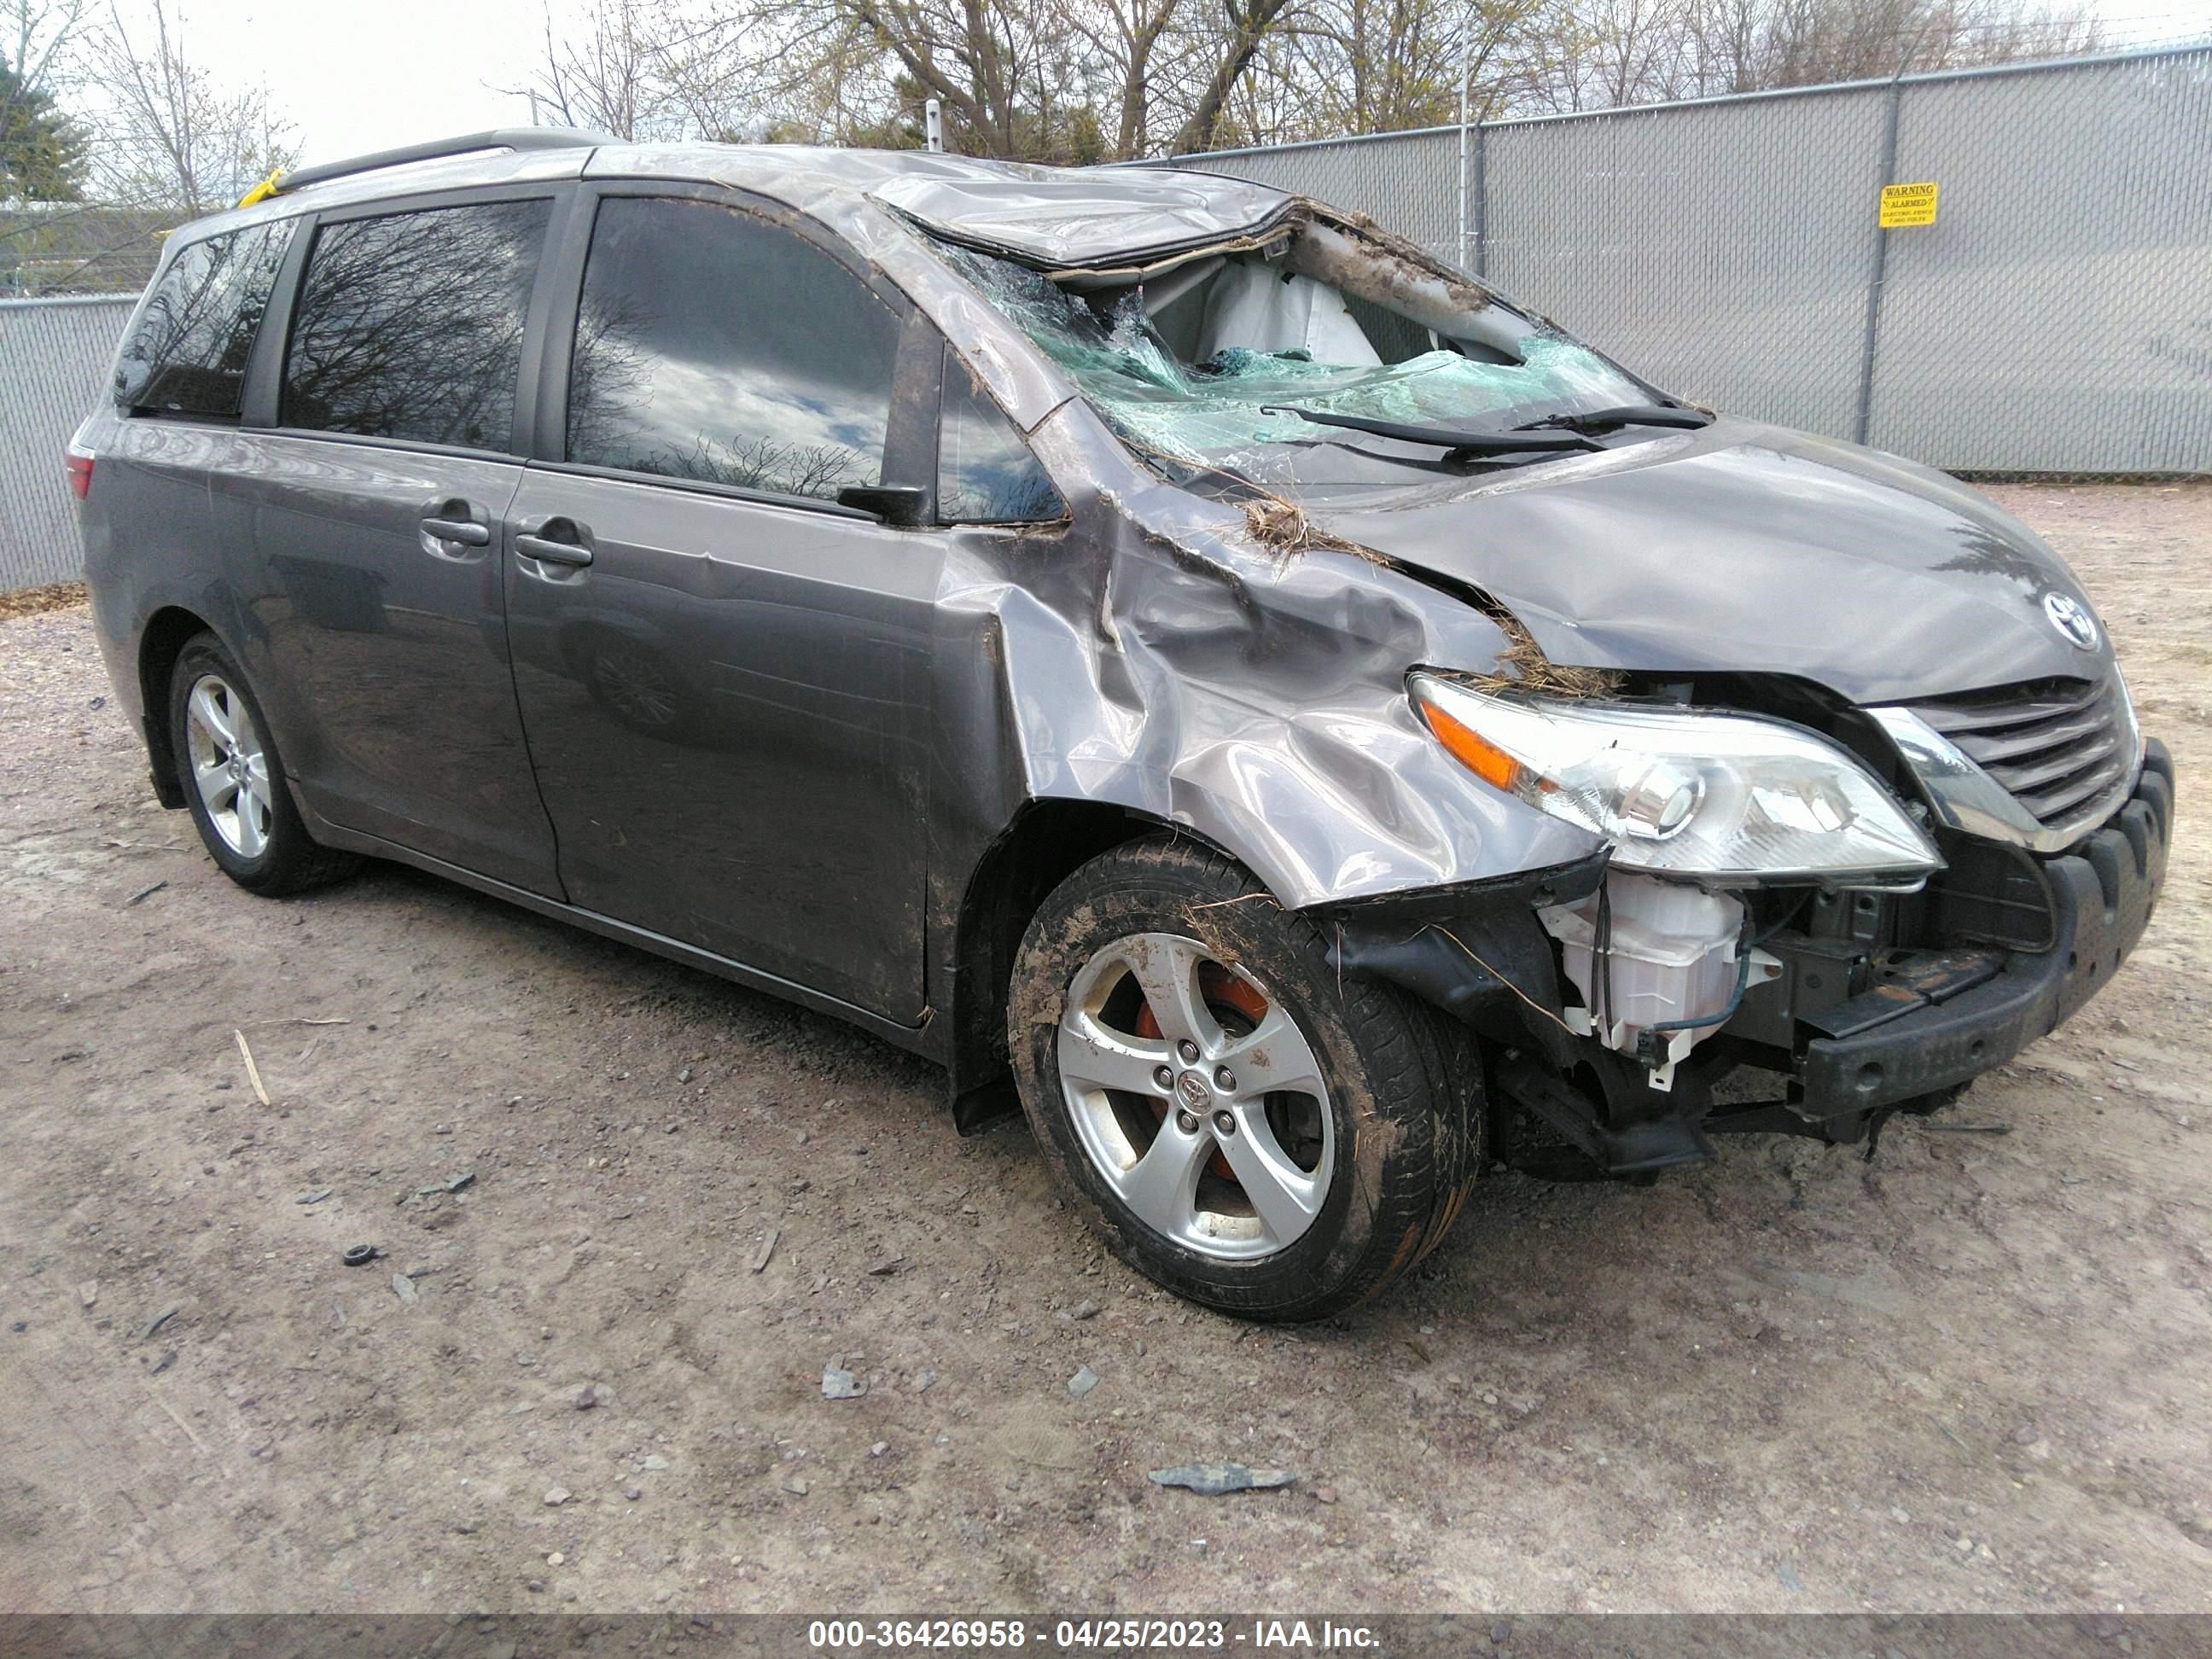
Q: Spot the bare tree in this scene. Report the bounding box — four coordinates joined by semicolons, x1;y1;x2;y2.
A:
70;0;296;212
1514;0;2103;111
512;0;712;140
495;0;2111;167
1074;0;1193;159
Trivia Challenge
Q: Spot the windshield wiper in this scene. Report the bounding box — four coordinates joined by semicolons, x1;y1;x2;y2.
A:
1258;405;1598;458
1512;403;1714;435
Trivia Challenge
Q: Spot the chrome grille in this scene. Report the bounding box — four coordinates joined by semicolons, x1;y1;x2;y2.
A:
1904;673;2135;836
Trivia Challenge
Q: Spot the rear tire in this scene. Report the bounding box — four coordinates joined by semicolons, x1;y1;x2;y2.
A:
1008;835;1483;1321
167;633;358;896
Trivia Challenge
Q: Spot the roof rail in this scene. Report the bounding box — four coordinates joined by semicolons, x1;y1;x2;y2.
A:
239;127;621;207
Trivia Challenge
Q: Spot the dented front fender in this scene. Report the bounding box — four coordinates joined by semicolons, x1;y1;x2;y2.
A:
931;400;1605;916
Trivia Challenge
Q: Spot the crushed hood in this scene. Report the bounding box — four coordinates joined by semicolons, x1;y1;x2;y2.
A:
1295;419;2113;706
868;168;1295;270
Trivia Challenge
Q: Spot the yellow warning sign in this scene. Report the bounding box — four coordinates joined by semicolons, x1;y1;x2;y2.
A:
1879;181;1939;228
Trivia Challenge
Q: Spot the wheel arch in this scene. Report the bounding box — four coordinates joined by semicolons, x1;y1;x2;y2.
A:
137;605;218;808
946;800;1249;1132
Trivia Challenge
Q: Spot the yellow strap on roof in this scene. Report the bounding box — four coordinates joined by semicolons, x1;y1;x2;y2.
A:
236;170;285;208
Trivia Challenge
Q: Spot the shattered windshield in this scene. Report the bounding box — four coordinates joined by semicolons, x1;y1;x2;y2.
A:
940;226;1653;486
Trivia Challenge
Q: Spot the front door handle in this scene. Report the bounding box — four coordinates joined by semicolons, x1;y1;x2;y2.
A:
515;533;594;568
421;515;492;546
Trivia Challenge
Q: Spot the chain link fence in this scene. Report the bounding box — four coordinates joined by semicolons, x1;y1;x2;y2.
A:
1159;44;2212;474
0;295;130;592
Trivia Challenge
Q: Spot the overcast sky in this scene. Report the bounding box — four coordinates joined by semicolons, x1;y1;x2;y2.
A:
154;0;2212;171
166;0;564;167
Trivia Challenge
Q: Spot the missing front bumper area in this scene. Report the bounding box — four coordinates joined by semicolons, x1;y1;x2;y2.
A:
1795;748;2170;1116
1329;741;2174;1178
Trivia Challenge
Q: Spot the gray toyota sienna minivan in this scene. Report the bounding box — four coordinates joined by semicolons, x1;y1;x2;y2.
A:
73;129;2172;1319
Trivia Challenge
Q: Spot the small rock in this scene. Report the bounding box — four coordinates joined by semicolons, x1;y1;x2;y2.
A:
870;1441;889;1458
1063;1300;1101;1322
570;1383;599;1411
140;1305;181;1342
1312;1485;1339;1505
1148;1463;1295;1495
911;1370;937;1394
148;1349;176;1376
1068;1365;1101;1398
866;1258;905;1277
454;1522;478;1535
78;1282;97;1309
1777;1558;1807;1592
1490;1620;1511;1645
391;1273;418;1307
295;1189;333;1206
625;1486;643;1501
782;1475;809;1495
796;1130;810;1145
678;1067;692;1084
823;1365;865;1400
640;1453;670;1471
543;1487;571;1506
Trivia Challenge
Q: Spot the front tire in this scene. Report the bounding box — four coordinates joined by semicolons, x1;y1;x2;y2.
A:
1008;835;1482;1320
168;633;358;896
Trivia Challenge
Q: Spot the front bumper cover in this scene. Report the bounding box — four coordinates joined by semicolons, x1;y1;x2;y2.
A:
1796;739;2174;1116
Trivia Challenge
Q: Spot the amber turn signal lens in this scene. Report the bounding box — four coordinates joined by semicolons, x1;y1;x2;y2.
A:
1417;698;1527;795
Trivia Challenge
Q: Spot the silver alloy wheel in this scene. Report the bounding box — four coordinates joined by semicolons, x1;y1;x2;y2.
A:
183;672;272;859
1057;932;1335;1260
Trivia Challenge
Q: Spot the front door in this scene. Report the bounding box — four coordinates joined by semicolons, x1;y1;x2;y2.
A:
219;194;565;894
504;189;940;1021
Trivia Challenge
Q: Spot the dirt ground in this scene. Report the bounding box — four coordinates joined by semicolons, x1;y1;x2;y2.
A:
1;483;2208;1618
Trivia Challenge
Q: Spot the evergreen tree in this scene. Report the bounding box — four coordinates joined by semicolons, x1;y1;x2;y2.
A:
0;61;84;201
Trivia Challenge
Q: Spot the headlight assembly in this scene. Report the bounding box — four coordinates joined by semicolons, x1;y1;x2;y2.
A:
1410;672;1941;883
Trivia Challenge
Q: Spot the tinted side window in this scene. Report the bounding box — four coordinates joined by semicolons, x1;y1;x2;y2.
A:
568;196;899;504
939;358;1065;523
281;199;550;449
114;220;293;416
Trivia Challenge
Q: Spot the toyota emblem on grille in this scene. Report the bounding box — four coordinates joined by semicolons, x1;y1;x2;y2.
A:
2043;591;2098;650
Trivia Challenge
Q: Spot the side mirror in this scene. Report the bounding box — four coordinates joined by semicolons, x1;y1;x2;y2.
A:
836;484;929;527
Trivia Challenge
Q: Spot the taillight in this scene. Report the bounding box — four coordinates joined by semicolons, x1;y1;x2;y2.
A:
65;450;94;500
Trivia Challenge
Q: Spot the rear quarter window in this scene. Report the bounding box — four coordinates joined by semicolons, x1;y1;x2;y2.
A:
114;219;294;417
